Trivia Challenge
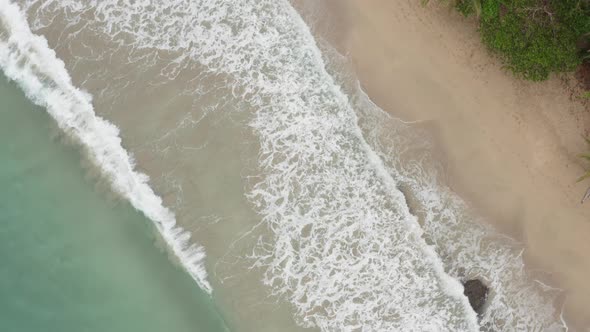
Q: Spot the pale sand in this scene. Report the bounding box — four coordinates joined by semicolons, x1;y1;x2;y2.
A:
309;0;590;328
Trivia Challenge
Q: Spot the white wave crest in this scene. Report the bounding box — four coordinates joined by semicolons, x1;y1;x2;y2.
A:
354;86;566;331
243;4;480;330
19;0;483;330
20;0;481;330
0;0;211;293
16;0;564;330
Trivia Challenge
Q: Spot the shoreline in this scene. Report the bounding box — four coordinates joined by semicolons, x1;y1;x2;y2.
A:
12;0;589;329
317;0;590;328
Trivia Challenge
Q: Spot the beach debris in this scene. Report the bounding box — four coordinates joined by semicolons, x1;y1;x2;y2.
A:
463;279;489;314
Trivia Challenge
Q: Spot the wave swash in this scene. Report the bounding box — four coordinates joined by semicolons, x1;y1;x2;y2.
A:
5;0;568;331
0;0;210;293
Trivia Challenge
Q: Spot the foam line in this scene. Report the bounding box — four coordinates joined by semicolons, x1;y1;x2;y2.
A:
354;83;566;331
0;0;211;294
18;0;479;329
15;0;487;329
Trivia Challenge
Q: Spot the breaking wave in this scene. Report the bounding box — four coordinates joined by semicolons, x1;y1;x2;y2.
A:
0;0;211;293
14;0;568;330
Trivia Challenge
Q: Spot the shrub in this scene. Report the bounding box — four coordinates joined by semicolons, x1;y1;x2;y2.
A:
452;0;590;80
455;0;480;16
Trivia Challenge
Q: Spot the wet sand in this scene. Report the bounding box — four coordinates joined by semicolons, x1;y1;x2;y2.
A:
20;0;590;328
313;0;590;328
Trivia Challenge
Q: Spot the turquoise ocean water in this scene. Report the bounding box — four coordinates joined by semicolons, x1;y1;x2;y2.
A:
0;75;229;332
0;0;570;329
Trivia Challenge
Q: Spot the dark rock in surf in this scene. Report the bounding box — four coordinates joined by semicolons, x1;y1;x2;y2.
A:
463;279;489;314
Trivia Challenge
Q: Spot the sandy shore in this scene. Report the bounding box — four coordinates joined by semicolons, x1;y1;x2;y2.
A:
307;0;590;328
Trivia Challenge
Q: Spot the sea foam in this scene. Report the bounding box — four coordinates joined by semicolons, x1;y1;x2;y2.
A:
0;0;211;293
353;85;566;331
15;0;566;330
20;0;481;330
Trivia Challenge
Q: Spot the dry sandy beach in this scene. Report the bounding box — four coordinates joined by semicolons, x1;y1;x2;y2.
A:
306;0;590;329
7;0;589;329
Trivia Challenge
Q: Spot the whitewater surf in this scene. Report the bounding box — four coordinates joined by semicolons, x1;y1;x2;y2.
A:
1;0;569;330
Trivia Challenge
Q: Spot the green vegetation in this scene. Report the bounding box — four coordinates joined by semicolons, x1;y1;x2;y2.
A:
426;1;590;200
455;0;482;16
435;0;590;81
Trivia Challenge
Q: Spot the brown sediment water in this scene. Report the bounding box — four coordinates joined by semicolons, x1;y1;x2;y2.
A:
9;0;587;330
